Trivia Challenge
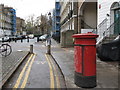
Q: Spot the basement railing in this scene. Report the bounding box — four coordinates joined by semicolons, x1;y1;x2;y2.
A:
97;17;120;44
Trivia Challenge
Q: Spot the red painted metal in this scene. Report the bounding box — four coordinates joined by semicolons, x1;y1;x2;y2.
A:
73;32;98;76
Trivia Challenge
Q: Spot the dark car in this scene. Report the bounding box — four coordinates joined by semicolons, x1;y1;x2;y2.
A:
97;36;120;61
21;35;26;39
9;36;16;41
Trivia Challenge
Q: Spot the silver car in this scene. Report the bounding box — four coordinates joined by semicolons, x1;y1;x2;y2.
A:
39;34;49;41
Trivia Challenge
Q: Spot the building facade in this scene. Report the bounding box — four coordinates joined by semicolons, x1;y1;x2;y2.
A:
78;1;97;33
60;1;75;47
98;0;120;41
0;4;16;36
52;1;61;42
60;0;97;47
16;17;25;35
52;9;56;35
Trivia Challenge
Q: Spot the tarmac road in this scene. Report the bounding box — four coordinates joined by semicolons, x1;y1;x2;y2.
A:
2;39;66;89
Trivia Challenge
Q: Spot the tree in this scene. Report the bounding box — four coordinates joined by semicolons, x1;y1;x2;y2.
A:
25;13;52;35
25;14;35;34
34;14;51;35
39;14;49;34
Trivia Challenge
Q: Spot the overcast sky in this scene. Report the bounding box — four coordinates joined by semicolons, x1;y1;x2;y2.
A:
0;0;55;19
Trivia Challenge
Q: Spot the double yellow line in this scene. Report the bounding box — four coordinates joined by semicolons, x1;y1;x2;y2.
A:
13;54;36;89
45;54;60;89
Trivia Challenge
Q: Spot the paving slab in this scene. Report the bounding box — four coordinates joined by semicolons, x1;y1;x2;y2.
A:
0;51;29;88
51;39;119;89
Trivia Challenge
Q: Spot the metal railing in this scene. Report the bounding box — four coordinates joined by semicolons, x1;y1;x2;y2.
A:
97;17;120;44
103;17;120;37
97;18;108;43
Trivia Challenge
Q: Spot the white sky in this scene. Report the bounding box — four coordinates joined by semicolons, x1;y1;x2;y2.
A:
0;0;55;19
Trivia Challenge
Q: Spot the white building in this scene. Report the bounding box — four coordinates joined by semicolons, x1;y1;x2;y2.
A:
60;1;75;47
98;0;120;41
60;0;97;47
60;1;74;31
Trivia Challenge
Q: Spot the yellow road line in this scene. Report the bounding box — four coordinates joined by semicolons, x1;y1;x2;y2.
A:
45;54;54;89
20;54;36;88
13;54;33;88
48;55;61;88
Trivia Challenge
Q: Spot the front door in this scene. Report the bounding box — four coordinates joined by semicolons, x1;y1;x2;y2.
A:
114;9;120;34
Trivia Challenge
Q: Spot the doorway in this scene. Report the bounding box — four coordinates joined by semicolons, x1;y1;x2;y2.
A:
114;8;120;34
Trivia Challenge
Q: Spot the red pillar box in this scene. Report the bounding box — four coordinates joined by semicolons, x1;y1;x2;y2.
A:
72;32;99;88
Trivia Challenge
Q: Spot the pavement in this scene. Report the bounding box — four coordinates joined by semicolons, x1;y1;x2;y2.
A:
51;39;119;89
0;40;33;88
1;51;29;88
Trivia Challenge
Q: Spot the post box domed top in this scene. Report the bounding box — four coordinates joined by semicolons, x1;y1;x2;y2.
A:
72;32;99;39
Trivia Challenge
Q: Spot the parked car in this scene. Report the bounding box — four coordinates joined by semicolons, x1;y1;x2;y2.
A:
28;34;34;39
97;36;120;61
0;36;10;42
21;35;26;39
16;35;23;40
0;37;2;42
9;36;16;41
39;34;49;41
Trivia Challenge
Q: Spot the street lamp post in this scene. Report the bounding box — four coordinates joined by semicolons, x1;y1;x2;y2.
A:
46;12;51;55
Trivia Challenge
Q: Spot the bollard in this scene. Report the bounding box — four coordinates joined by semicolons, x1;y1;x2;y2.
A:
2;38;4;43
15;38;17;43
21;39;23;43
46;36;51;55
27;38;29;43
37;36;39;42
72;32;99;88
30;45;33;54
47;45;51;54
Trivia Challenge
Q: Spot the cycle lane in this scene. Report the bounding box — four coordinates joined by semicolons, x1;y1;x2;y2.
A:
24;43;66;88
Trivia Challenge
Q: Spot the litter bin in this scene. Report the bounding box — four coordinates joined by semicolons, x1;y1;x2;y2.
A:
72;32;98;88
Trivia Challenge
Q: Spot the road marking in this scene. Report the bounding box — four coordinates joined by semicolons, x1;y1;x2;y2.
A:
20;54;36;88
62;48;68;52
13;54;33;88
41;61;46;64
47;55;61;88
45;54;54;89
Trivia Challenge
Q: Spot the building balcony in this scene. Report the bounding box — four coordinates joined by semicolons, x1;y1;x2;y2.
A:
56;27;60;31
56;22;60;24
56;15;60;18
56;8;60;11
56;12;60;16
4;20;12;24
